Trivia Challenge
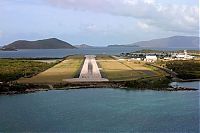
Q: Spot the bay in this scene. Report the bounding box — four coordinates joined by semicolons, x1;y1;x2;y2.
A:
0;83;199;132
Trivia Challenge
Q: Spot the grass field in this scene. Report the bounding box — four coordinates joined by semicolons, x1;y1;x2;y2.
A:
97;55;166;81
0;59;56;82
18;55;84;84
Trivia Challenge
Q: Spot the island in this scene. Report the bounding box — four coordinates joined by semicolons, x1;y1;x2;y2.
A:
107;44;139;47
2;38;76;49
74;44;94;48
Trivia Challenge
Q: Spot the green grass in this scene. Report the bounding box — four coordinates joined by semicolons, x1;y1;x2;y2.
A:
18;55;84;83
97;55;166;81
97;56;134;81
0;59;56;82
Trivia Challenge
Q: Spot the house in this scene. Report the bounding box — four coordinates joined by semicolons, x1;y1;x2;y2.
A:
145;55;157;62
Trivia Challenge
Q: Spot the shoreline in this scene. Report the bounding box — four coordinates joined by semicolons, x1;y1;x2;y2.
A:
0;80;198;95
173;78;200;82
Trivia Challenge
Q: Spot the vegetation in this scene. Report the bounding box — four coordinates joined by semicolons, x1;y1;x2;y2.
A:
0;59;56;82
177;50;199;54
73;57;85;78
124;77;171;89
166;60;200;79
97;55;134;81
134;49;168;53
97;55;167;81
0;83;49;94
130;49;200;55
18;55;84;83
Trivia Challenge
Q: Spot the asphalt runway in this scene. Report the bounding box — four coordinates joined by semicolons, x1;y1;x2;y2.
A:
64;55;108;82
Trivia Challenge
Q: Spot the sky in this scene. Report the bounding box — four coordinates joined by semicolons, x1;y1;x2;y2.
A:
0;0;199;46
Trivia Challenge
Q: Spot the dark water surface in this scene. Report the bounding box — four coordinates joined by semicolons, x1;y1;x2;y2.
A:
0;47;140;58
0;47;194;58
0;83;199;132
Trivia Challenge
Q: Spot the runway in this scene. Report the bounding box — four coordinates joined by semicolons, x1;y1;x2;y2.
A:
64;55;108;82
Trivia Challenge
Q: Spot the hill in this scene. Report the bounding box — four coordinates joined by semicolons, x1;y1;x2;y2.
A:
128;36;199;48
3;38;76;49
75;44;93;48
107;44;139;47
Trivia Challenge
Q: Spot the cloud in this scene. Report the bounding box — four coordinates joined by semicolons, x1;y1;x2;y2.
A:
144;0;155;4
80;23;112;36
85;24;98;32
47;0;198;34
137;21;150;31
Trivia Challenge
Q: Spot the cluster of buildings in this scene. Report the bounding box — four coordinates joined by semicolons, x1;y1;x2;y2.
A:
120;50;195;63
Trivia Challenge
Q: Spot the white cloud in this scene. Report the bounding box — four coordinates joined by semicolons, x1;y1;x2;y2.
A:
123;0;138;6
144;0;155;5
85;24;98;32
137;21;150;31
47;0;198;34
81;23;112;35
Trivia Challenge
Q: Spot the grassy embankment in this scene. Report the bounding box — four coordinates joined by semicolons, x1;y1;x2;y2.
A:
18;55;84;84
97;55;167;81
0;59;57;82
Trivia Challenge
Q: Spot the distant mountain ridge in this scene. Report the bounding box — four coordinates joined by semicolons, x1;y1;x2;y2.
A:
2;36;199;49
127;36;199;48
3;38;76;49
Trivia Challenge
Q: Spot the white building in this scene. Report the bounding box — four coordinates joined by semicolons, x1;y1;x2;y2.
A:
176;54;185;58
145;55;157;62
128;58;141;61
174;50;194;60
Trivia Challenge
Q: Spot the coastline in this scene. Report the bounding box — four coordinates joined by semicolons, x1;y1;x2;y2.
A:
1;79;198;95
173;78;200;82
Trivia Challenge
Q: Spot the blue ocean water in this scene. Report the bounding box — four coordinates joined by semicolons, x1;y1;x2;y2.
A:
0;47;140;58
0;86;199;132
0;47;194;58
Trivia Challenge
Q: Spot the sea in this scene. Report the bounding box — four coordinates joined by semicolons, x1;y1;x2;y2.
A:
0;47;195;58
0;47;199;132
0;81;199;132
